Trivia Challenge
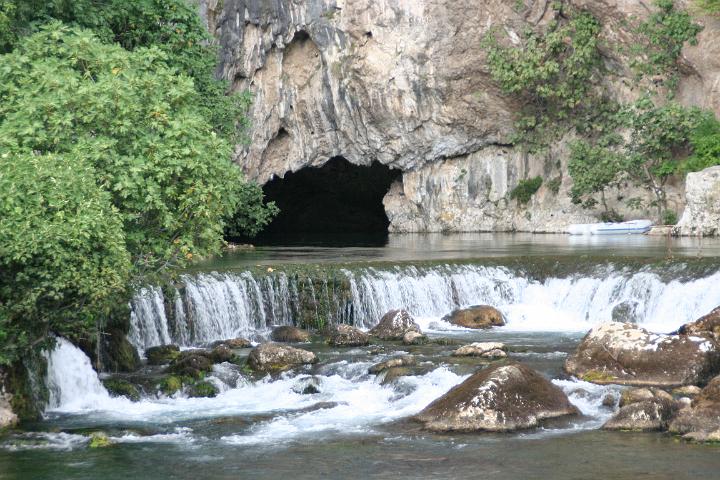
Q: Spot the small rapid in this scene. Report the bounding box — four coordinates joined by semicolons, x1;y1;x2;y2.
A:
128;264;720;352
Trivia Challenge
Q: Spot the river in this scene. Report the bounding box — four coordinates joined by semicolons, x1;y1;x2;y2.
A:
2;233;720;479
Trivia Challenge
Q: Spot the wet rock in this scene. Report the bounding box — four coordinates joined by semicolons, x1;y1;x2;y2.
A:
668;375;720;436
432;338;462;346
619;388;655;407
414;362;578;432
292;376;322;394
452;342;507;358
210;337;252;349
166;354;214;379
369;310;421;340
676;306;720;343
209;344;235;364
247;343;318;373
379;367;412;385
326;324;369;347
602;393;618;408
603;398;676;431
271;326;311;343
369;356;416;375
402;331;428;345
442;305;505;329
672;385;702;397
611;301;641;324
102;378;141;402
187;381;219;398
676;397;693;410
145;345;181;365
564;322;720;387
158;375;183;396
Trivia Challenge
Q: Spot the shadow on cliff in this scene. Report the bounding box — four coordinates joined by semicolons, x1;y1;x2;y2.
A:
250;156;401;245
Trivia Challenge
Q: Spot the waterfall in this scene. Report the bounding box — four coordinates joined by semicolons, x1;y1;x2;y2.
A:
45;338;111;412
128;264;720;352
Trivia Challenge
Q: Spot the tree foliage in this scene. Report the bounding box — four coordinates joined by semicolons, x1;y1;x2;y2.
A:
695;0;720;14
0;24;275;365
0;152;130;365
683;114;720;172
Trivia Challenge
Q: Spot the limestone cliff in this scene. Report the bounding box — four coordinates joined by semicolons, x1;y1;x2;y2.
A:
199;0;720;233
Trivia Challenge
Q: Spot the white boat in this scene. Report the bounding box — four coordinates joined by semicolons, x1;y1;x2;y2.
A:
567;219;653;236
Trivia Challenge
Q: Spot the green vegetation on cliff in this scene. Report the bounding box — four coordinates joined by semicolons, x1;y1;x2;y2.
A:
0;1;277;371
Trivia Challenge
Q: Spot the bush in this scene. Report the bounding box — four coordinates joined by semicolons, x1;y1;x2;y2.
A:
662;210;679;225
510;176;543;204
695;0;720;15
683;114;720;172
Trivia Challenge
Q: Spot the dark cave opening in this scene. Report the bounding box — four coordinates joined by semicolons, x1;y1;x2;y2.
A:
256;157;401;242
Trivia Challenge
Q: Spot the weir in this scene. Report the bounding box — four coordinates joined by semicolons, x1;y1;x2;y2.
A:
128;262;720;352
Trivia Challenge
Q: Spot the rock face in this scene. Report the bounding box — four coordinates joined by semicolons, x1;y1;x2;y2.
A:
0;370;18;430
452;342;507;358
325;324;369;347
247;343;318;372
414;363;578;432
369;310;421;340
675;166;720;237
668;375;720;437
443;305;505;329
197;0;720;233
564;322;720;387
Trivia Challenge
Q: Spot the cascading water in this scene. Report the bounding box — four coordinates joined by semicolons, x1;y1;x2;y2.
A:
45;338;112;412
128;264;720;352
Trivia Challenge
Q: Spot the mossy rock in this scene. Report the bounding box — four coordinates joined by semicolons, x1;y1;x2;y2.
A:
88;432;112;448
581;370;617;383
102;329;141;372
145;345;181;365
102;378;141;402
187;381;219;398
158;375;183;396
166;354;213;379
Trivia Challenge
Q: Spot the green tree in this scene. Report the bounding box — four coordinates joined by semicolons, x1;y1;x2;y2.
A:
683;114;720;172
0;23;273;275
568;140;624;212
0;152;130;365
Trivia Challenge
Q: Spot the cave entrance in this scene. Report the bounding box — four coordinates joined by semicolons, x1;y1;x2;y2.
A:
256;157;401;243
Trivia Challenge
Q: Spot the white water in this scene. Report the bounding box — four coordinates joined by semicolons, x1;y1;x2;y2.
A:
128;265;720;351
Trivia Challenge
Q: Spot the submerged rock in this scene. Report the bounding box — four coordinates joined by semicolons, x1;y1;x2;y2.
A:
442;305;505;329
102;378;141;402
668;375;720;437
247;343;318;373
369;310;421;340
369;356;416;375
452;342;507;358
88;432;112;448
402;331;429;345
414;363;578;432
564;322;720;387
326;324;369;347
145;345;181;365
271;326;311;343
292;376;322;394
603;398;676;431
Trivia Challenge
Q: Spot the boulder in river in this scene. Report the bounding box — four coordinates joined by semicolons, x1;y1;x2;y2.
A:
369;310;421;340
145;345;181;365
611;301;641;324
292;376;322;394
102;378;141;402
166;353;214;379
676;306;720;343
101;329;141;372
247;343;318;373
369;355;416;375
442;305;505;329
414;362;578;432
210;337;252;349
564;322;720;387
209;344;235;364
603;398;676;431
668;375;720;438
187;381;219;398
618;387;672;408
402;331;429;345
326;324;369;347
271;326;311;343
452;342;507;358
